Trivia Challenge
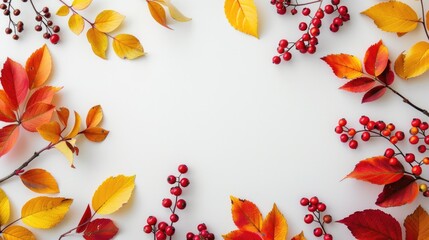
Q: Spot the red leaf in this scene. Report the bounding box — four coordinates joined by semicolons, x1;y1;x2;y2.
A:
20;103;55;132
0;124;19;157
77;204;92;233
376;175;418;207
339;77;376;93
26;86;61;110
362;86;387;103
0;90;16;122
83;218;118;240
223;230;262;240
0;58;29;110
230;196;263;233
364;40;389;76
404;205;429;240
338;209;402;240
378;60;394;85
345;156;404;185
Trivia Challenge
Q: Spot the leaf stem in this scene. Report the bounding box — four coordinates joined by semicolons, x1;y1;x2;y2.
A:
58;212;96;239
420;0;429;40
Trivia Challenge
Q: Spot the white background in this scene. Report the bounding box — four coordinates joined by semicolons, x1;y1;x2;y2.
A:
1;0;429;239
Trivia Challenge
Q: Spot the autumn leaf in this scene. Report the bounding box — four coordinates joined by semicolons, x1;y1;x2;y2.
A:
83;127;109;142
2;225;35;240
0;124;19;157
404;205;429;240
339;77;375;93
147;1;171;29
72;0;93;10
112;34;145;59
163;0;191;22
94;10;125;33
224;0;258;38
20;103;55;132
0;91;16;122
69;14;85;35
65;111;81;139
86;105;103;128
77;204;92;233
20;169;59;194
25;45;52;89
21;196;73;229
427;10;429;31
362;2;419;33
92;175;136;214
260;203;287;240
55;139;76;167
56;107;70;127
230;196;262;233
37;121;61;143
321;54;363;79
83;218;118;240
1;58;29;110
222;230;262;240
338;209;402;240
26;86;61;110
376;175;418;207
87;28;108;59
396;41;429;79
345;156;404;185
291;231;306;240
394;53;406;79
378;60;394;85
56;6;70;16
0;188;10;226
364;40;389;76
362;86;386;103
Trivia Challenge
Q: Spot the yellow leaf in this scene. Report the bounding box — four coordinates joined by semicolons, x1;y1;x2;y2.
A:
71;0;92;10
112;34;144;60
0;188;10;226
25;44;52;89
55;139;76;167
21;197;73;229
86;105;103;128
224;0;258;38
92;175;135;214
68;14;85;35
147;1;171;29
164;0;191;22
37;121;61;143
87;28;108;59
394;52;406;79
362;2;419;33
20;169;59;194
401;41;429;79
291;231;307;240
83;127;109;142
65;111;81;139
2;225;35;240
56;6;70;16
94;10;125;33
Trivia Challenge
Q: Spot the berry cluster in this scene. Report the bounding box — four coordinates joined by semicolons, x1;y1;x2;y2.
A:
271;0;350;64
186;223;215;240
300;196;333;240
1;0;60;43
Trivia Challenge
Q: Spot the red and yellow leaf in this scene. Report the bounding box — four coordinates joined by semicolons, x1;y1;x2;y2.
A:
77;204;92;234
147;1;171;29
2;225;35;240
362;86;386;103
25;45;52;89
224;0;258;38
1;58;29;110
0;90;16;122
261;203;287;240
37;121;61;143
404;205;429;240
321;54;363;79
83;219;118;240
338;209;402;240
230;196;262;233
83;127;109;142
291;231;306;240
56;107;70;128
20;103;55;132
112;34;144;60
68;14;85;35
94;10;125;33
0;124;19;157
20;169;59;194
222;230;262;240
86;105;103;128
26;86;61;110
339;77;375;93
364;40;389;76
86;28;108;59
376;175;419;207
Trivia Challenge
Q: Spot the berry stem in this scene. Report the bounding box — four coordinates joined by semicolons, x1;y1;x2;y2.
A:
28;0;50;32
312;211;327;234
288;0;322;7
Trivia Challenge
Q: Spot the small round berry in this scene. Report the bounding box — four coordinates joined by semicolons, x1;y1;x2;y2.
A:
324;4;334;14
317;202;327;212
361;131;370;141
333;17;343;26
314;227;323;237
309;37;318;46
410;127;419;135
5;27;12;34
340;134;348;143
277;7;286;15
170;186;182;196
201;230;210;238
42;7;49;13
412;118;422;127
50;34;60;44
155;230;166;240
277;46;285;54
329;23;339;32
420;122;429;130
376;121;386;130
338;118;347;126
178;164;188;174
180;178;190;187
177;199;187;209
419;183;428;192
384;148;395;158
409;135;419;145
335;126;343;134
165;226;175;236
158;221;168;231
341;13;350;21
382;129;391;137
308;204;317;212
298;22;308;31
418;145;427;153
186;232;195;240
338;5;348;15
310;27;320;36
207;233;215;240
272;56;281;64
424;136;429;144
386;123;395;131
300;197;309;206
147;216;157;225
13;9;20;16
12;34;19;40
291;8;297;15
3;9;9;15
302;7;310;16
424;190;429;197
295;40;305;50
143;224;153;233
170;213;179;223
395;131;405;141
35;25;42;31
311;18;322;28
197;223;207;231
52;25;60;33
162;198;173;208
304;214;314;224
405;153;415;163
412;165;422;176
389;136;398;143
43;32;51;39
193;235;201;240
307;45;316;54
349;140;358;149
282;52;292;61
0;3;5;9
389;157;399;166
167;175;176;184
279;39;288;48
331;0;340;5
35;15;42;21
315;9;324;19
359;116;370;125
301;33;310;41
323;214;332;223
324;234;333;240
423;157;429;165
348;128;356;136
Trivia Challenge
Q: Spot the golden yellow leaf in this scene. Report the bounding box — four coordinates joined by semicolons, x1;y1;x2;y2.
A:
224;0;258;38
401;41;429;79
147;1;171;29
2;225;35;240
55;139;76;167
94;10;125;33
68;14;85;35
0;188;10;226
65;111;81;139
92;175;135;215
56;6;70;16
21;197;73;229
164;0;191;22
87;28;108;59
83;127;109;142
71;0;92;10
394;52;406;79
291;231;307;240
261;203;288;240
20;169;59;194
37;121;61;143
86;105;103;128
361;2;419;33
112;34;144;59
25;44;52;89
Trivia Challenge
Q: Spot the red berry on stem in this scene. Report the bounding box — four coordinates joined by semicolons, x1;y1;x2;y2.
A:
304;214;314;224
147;216;157;225
178;164;188;174
170;186;182;196
272;56;281;64
324;234;333;240
310;196;319;205
420;122;429;130
338;6;348;15
282;52;292;61
277;46;285;54
279;39;288;48
338;118;347;126
158;222;168;231
412;118;421;127
310;27;320;36
170;213;179;222
324;4;334;14
409;135;419;144
331;0;340;5
389;157;399;166
180;178;190;187
300;197;309;206
143;225;153;233
177;199;187;209
317;202;327;212
349;140;358;149
405;153;415;163
315;9;324;19
50;34;60;44
162;198;172;208
186;232;195;240
359;116;369;125
323;215;332;223
418;145;427;153
156;230;166;240
395;131;405;140
302;7;310;16
314;227;323;237
167;175;176;184
384;148;395;158
298;22;308;31
412;165;422;176
361;131;370;141
197;223;207;232
330;23;339;32
165;226;175;236
340;134;348;143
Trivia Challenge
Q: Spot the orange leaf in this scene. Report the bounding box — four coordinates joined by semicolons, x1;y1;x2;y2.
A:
261;203;287;240
364;40;389;76
1;58;29;110
26;86;61;110
321;54;363;79
339;77;376;93
20;169;59;194
83;127;109;142
223;230;262;240
21;103;55;132
0;90;16;122
86;105;103;128
230;196;262;233
291;231;306;240
65;111;81;139
404;205;429;240
25;45;52;89
37;121;61;143
56;107;70;128
0;124;19;157
376;175;419;207
147;1;171;29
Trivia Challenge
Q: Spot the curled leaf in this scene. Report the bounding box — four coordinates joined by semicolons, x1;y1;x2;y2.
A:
83;127;109;142
94;10;125;33
321;54;363;79
87;28;108;59
404;205;429;240
376;175;418;207
21;197;73;229
83;219;119;240
69;14;85;35
112;34;144;60
147;1;171;29
65;111;81;139
2;225;35;240
230;196;262;232
396;41;429;79
25;45;52;89
224;0;258;38
0;188;10;226
20;169;59;194
164;0;191;22
55;139;76;167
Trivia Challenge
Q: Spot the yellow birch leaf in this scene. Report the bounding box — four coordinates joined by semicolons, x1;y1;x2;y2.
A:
55;139;76;167
86;105;103;128
112;34;144;60
56;6;70;16
402;41;429;79
25;44;52;89
87;28;108;59
21;197;73;229
224;0;258;38
291;231;307;240
94;10;125;33
71;0;93;10
164;0;191;22
361;2;419;33
20;169;59;194
394;52;406;79
147;1;171;29
68;14;85;35
65;111;81;139
37;121;61;143
2;225;35;240
92;175;136;215
83;127;109;142
0;188;10;226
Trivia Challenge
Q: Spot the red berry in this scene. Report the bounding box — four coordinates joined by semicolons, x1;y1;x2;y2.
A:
340;133;348;142
317;202;327;212
170;213;179;222
277;7;286;15
412;165;422;176
307;45;316;54
308;204;317;212
338;118;347;126
310;27;320;36
376;121;386;130
384;148;395;158
156;230;166;240
291;8;297;15
420;122;429;130
309;37;318;46
300;197;309;206
330;23;339;32
361;131;370;141
323;215;332;223
324;4;334;14
201;230;210;238
282;52;292;61
298;22;308;31
409;135;420;144
348;128;356;136
277;46;285;54
180;178;190;187
186;232;195;240
395;131;405;140
309;196;319;205
304;214;314;224
331;0;340;5
315;9;324;19
302;33;310;41
359;116;370;125
405;153;415;163
324;234;333;240
158;221;168;231
162;198;172;208
424;136;429;144
177;199;187;209
147;216;157;225
272;56;281;64
279;39;288;48
192;236;200;240
338;6;348;15
311;18;322;28
389;157;399;166
143;225;153;233
167;175;176;184
197;223;207;231
424;157;429;165
412;118;421;127
302;7;311;16
170;186;182;196
341;13;350;21
295;40;305;50
349;140;358;149
50;33;60;44
333;17;343;26
178;164;188;174
424;190;429;197
418;145;427;153
165;226;175;236
314;227;323;237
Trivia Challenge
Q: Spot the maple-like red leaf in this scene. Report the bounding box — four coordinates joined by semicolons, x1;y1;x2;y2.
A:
404;205;429;240
364;40;389;77
77;204;92;234
378;60;394;85
83;218;118;240
339;77;376;93
376;175;418;207
230;196;263;233
0;58;29;111
362;85;387;103
345;156;404;185
338;209;402;240
25;86;61;110
20;102;55;132
0;90;16;122
223;230;262;240
0;124;19;157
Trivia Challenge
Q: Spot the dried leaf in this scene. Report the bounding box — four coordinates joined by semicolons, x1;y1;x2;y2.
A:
321;54;363;79
72;0;92;10
25;45;52;89
20;169;59;194
65;111;81;139
56;107;70;127
0;124;19;157
94;10;125;33
76;204;92;233
1;58;29;110
401;41;429;79
86;105;103;128
112;34;144;60
261;203;287;240
339;77;375;93
362;86;386;103
222;230;262;240
69;14;85;35
362;2;419;33
404;205;429;240
83;218;118;240
0;90;16;122
92;175;136;214
224;0;258;38
26;86;61;110
87;28;108;59
20;103;55;132
0;188;10;226
21;197;73;229
55;139;76;166
56;6;70;16
338;209;402;240
291;231;306;240
364;40;389;76
83;127;109;142
376;175;419;207
147;1;171;29
345;156;404;185
164;0;191;22
2;225;35;240
230;196;262;232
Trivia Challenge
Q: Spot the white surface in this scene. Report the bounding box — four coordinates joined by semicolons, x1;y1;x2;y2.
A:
0;0;428;239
